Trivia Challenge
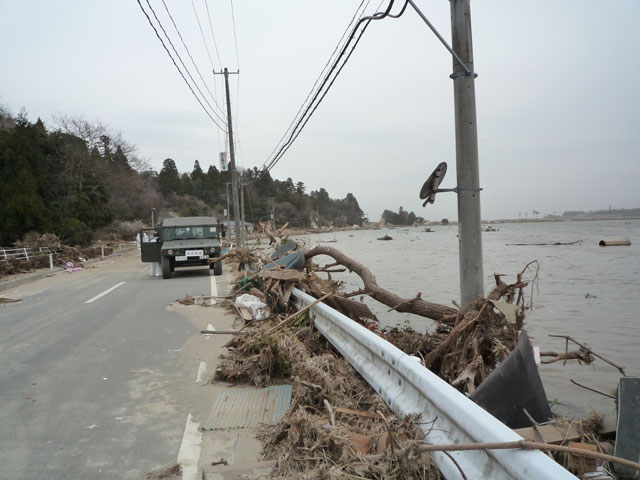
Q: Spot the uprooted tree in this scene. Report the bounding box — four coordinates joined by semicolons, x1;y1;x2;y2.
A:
302;246;536;394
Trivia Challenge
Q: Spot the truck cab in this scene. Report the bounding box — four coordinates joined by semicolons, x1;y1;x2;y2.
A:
140;216;225;278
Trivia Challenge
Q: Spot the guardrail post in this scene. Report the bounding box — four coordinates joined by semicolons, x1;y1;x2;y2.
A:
49;254;53;271
2;249;6;260
119;242;122;251
23;247;29;260
101;245;105;258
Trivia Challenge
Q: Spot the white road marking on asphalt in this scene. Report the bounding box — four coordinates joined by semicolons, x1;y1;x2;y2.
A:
177;413;202;480
207;324;215;331
209;273;218;305
84;282;125;304
195;361;207;383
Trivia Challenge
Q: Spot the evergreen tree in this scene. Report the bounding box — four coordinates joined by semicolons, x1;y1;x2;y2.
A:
158;158;180;195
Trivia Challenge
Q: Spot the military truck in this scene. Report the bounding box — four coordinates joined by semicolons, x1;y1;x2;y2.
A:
140;216;225;279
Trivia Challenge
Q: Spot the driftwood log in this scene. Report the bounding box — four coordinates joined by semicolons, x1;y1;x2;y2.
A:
305;246;457;325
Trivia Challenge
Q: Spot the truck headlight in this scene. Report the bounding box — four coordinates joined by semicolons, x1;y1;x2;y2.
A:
168;249;174;255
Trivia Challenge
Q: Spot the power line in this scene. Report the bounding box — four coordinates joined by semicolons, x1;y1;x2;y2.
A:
144;0;228;128
230;0;241;69
135;0;226;132
280;1;410;158
261;0;408;174
230;0;241;127
204;0;224;68
190;0;216;71
160;0;227;122
240;1;373;187
265;0;370;162
230;0;242;168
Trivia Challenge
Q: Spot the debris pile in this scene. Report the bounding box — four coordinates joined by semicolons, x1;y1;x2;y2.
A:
0;239;112;278
216;316;441;479
207;226;628;478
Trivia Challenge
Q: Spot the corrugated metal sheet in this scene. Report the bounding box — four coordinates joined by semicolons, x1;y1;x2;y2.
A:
203;385;292;430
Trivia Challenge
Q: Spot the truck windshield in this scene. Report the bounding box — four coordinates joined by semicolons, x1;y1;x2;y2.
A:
163;226;218;241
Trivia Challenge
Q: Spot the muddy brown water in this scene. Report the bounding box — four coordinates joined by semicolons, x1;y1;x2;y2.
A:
295;219;640;415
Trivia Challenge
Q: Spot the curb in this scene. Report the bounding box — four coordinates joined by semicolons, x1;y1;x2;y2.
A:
0;269;61;293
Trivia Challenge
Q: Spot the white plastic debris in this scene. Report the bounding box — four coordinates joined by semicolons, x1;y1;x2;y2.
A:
235;293;270;321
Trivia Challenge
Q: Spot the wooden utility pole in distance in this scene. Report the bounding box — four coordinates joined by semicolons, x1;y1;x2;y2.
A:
224;182;231;235
216;67;243;247
450;0;484;306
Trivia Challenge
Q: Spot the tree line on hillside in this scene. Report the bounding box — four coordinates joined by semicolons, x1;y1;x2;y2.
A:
0;108;365;246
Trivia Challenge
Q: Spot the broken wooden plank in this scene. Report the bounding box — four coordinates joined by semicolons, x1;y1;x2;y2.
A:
514;417;616;444
237;306;253;322
257;269;307;282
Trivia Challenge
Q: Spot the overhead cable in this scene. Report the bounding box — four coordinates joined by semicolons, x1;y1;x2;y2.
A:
230;0;241;69
145;0;228;127
160;0;227;121
204;1;224;68
190;0;216;71
242;0;374;186
262;0;408;174
264;0;370;164
136;0;227;132
230;0;242;167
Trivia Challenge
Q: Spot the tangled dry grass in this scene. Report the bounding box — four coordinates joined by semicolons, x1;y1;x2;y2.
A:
216;315;441;479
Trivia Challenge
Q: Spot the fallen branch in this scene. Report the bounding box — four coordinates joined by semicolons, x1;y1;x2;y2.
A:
208;252;232;264
570;379;616;399
264;292;332;335
506;241;582;246
305;246;457;324
414;439;640;472
539;349;593;365
548;335;626;375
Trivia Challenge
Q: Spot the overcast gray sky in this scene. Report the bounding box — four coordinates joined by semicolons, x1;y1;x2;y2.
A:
1;0;639;221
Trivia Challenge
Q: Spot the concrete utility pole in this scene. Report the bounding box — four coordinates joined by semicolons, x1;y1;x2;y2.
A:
219;67;244;247
239;177;246;243
450;0;484;306
271;197;276;230
224;182;231;237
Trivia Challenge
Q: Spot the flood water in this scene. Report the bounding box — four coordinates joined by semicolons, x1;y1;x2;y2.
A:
294;219;640;415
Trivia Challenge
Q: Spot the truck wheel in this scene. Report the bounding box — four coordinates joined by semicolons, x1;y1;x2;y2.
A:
161;257;172;279
213;259;223;276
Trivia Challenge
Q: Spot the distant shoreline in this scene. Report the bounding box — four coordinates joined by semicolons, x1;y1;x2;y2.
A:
288;216;640;232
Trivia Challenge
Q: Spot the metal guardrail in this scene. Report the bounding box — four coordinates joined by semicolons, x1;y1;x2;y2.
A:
0;246;55;262
292;288;578;480
0;242;137;271
0;242;137;263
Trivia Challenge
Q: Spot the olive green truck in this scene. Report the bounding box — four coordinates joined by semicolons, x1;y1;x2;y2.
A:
140;216;225;278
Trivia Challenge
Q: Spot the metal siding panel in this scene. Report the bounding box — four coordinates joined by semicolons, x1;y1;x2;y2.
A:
203;385;292;430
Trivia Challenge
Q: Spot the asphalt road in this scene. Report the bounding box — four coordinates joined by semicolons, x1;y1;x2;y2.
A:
0;250;221;479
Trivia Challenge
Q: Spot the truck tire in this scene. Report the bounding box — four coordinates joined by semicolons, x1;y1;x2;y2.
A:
161;256;172;279
213;259;223;276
